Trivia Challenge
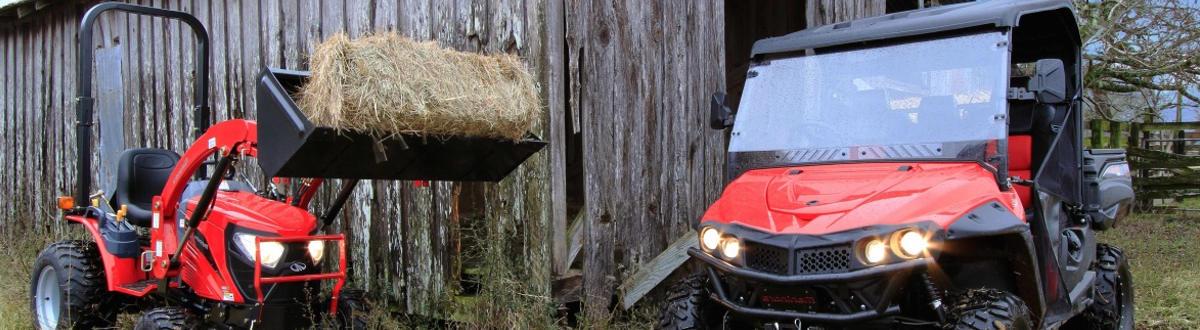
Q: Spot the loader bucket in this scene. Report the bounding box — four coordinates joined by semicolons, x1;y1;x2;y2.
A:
255;68;545;181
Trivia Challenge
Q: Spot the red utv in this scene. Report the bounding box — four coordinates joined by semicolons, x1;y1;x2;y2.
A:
28;3;542;329
660;1;1135;329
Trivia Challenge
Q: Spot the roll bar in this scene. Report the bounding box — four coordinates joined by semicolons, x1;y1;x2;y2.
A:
75;3;211;206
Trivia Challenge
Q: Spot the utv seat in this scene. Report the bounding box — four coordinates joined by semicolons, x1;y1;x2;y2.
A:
1008;135;1034;207
110;148;180;227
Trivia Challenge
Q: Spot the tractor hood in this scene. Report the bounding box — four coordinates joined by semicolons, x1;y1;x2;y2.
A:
701;162;1021;235
182;191;317;236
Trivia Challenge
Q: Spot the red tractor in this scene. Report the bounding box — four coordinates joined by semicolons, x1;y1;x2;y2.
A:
29;3;543;329
662;1;1135;329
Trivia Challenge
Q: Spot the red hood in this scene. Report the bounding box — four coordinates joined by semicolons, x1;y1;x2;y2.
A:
185;191;317;236
702;162;1023;235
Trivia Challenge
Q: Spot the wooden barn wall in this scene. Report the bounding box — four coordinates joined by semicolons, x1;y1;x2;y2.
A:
0;0;553;316
807;0;886;27
566;0;727;319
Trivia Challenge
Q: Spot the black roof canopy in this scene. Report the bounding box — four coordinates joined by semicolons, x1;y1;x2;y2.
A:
750;0;1077;56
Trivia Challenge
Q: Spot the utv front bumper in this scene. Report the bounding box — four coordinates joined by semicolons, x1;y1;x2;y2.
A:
689;222;944;324
689;248;927;322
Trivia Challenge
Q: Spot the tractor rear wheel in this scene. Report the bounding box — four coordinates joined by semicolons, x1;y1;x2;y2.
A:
658;272;720;330
334;289;370;329
1080;244;1135;330
134;306;195;330
945;289;1032;330
29;240;113;329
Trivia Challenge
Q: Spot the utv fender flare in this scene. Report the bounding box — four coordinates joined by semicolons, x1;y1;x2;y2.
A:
944;201;1046;324
945;201;1028;239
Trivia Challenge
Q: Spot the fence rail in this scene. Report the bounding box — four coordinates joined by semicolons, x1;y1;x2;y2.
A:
1088;118;1200;208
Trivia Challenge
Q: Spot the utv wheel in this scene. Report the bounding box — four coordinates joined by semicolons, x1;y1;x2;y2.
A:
1081;244;1135;330
946;289;1032;330
658;272;720;330
29;240;113;329
134;307;194;330
335;289;370;329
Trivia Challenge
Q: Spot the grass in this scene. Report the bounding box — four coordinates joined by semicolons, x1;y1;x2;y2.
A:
1099;211;1200;329
1;211;1197;329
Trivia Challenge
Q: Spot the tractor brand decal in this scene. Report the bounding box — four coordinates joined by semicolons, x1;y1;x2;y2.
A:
290;262;307;272
222;286;234;301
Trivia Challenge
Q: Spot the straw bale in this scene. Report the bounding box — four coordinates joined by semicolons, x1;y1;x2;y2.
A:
297;33;540;140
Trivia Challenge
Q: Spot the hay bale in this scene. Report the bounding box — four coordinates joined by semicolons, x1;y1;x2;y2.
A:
297;32;540;141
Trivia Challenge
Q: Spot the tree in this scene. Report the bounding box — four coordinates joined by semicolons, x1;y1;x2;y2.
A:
1076;0;1200;121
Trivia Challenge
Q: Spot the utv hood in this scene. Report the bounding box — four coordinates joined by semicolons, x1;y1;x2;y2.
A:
702;162;1021;235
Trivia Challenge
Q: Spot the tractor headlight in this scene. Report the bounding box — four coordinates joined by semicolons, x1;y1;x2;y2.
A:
896;230;928;258
861;239;888;265
233;233;285;268
308;240;325;263
700;227;722;251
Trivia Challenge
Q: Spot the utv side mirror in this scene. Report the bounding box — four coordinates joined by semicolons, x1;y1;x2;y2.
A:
1028;58;1067;104
710;92;734;130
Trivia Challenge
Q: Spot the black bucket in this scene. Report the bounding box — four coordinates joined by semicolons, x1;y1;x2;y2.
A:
255;68;546;182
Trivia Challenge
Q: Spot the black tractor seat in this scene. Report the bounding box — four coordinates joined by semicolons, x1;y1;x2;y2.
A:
110;148;180;227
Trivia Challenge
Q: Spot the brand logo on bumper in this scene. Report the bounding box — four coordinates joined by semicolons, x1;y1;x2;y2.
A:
761;294;816;305
290;262;308;272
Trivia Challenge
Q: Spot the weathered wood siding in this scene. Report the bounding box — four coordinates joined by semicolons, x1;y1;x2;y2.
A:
567;0;727;319
807;0;886;27
0;0;553;316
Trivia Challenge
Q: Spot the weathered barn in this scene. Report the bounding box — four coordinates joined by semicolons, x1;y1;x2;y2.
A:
0;0;946;325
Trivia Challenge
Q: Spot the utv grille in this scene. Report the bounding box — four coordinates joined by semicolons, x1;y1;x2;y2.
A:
745;243;789;275
796;245;851;274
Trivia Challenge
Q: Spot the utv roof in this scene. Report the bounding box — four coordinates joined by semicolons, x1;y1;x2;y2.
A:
751;0;1076;56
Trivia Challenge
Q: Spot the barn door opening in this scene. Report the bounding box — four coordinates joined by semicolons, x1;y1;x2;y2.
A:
723;1;807;110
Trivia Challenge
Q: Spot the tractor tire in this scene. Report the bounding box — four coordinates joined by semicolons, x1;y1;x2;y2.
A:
335;289;370;330
945;289;1033;330
29;240;113;329
1081;244;1135;330
658;272;719;330
134;307;195;330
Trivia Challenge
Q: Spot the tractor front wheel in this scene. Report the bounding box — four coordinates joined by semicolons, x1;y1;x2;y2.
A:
29;240;113;329
334;289;370;329
945;289;1032;330
134;307;195;330
1081;244;1135;330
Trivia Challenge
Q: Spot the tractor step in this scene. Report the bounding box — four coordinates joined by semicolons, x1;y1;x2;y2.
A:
116;279;158;296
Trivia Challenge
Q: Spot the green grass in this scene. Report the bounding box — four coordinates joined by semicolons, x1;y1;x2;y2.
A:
1;212;1197;329
1099;212;1200;329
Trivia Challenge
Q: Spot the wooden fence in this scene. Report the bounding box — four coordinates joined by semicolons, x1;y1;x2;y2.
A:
1088;118;1200;207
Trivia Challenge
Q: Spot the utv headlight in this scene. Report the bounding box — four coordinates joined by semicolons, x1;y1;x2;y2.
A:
308;240;325;263
862;239;888;264
719;237;741;259
895;230;928;258
233;233;285;268
700;227;722;251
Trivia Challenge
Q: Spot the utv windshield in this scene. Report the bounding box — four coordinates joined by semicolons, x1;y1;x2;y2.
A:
729;32;1009;166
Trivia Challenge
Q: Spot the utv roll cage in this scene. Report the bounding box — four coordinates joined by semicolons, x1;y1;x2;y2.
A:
738;0;1083;207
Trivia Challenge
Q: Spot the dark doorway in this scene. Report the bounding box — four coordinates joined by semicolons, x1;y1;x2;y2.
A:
723;1;807;110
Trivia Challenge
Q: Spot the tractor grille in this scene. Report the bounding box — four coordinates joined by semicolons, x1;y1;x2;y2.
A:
745;243;789;275
796;245;851;274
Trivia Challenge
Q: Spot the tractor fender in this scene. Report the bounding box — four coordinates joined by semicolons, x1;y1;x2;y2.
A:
942;202;1047;325
64;215;147;293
